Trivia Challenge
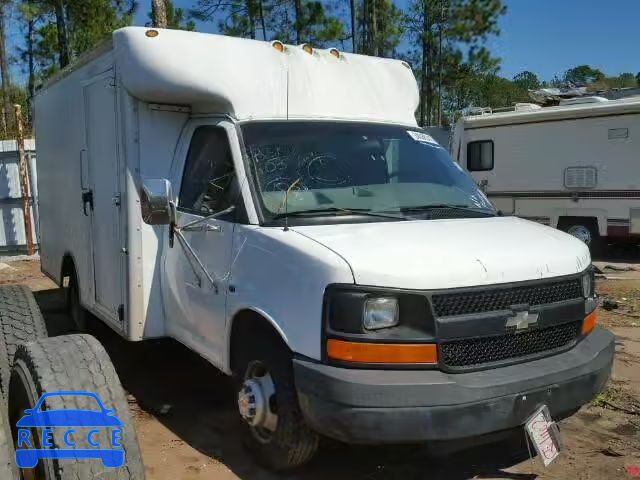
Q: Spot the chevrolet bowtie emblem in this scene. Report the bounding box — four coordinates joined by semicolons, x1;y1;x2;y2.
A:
505;309;539;331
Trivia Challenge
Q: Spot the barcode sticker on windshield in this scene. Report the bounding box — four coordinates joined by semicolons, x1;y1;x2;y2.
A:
407;131;439;145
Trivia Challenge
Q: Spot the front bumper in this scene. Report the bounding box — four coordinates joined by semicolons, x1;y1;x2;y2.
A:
294;327;614;444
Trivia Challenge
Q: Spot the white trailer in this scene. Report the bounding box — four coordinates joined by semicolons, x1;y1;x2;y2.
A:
34;27;611;469
451;98;640;249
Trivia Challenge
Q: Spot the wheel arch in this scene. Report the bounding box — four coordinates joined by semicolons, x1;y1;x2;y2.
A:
227;308;290;374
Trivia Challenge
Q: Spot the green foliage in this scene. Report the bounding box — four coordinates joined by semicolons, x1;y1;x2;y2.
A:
513;70;540;91
358;0;403;56
193;0;346;45
563;64;605;85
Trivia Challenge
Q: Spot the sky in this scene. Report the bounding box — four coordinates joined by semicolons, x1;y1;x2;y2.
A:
7;0;639;83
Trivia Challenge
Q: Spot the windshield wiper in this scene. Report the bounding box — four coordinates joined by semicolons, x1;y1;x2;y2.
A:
399;204;496;216
272;207;408;221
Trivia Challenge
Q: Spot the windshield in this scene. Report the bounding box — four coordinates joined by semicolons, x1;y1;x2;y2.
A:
241;121;493;222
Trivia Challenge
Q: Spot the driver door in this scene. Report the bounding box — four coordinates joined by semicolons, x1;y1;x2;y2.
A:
162;121;239;368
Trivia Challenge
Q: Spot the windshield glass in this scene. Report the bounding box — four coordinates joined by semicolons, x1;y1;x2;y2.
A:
241;122;493;221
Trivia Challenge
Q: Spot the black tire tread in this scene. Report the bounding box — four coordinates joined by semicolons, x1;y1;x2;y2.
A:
0;285;48;396
237;333;319;470
0;397;18;479
10;334;144;479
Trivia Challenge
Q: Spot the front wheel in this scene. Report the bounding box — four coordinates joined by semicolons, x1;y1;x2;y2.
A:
234;336;319;470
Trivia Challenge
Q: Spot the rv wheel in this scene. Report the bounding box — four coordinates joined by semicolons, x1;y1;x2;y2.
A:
234;333;319;470
559;218;604;254
8;335;145;479
0;285;48;397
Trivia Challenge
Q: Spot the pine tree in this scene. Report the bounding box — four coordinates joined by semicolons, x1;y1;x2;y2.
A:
405;0;505;126
0;0;12;132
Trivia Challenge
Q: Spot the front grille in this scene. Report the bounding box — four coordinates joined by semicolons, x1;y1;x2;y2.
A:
432;278;582;317
439;321;581;369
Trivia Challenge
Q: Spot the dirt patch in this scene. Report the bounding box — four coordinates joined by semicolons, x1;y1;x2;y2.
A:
2;256;640;480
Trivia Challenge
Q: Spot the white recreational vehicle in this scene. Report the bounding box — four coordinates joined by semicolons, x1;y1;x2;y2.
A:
0;26;611;474
451;98;640;250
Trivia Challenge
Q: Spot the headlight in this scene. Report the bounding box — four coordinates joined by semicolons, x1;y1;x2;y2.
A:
582;268;594;297
363;297;399;330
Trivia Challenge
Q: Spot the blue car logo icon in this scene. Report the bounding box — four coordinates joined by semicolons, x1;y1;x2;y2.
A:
15;391;124;469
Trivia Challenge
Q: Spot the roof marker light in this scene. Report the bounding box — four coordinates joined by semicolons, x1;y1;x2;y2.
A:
329;48;340;58
301;44;314;55
145;29;159;38
271;40;285;52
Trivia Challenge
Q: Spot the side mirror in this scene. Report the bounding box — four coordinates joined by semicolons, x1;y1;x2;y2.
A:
140;178;174;225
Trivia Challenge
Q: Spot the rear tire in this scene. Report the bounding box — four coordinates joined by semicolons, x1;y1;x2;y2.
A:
234;332;319;470
8;334;145;479
0;285;48;397
0;397;18;479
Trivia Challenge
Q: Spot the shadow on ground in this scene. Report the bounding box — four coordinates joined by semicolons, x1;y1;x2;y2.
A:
32;287;537;480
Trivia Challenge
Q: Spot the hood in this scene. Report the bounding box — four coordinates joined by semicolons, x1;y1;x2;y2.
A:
292;217;590;289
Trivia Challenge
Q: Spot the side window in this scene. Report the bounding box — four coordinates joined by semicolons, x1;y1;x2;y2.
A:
179;126;236;215
467;140;494;171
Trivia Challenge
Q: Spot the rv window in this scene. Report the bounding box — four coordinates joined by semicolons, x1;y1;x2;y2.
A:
179;126;236;215
467;140;494;171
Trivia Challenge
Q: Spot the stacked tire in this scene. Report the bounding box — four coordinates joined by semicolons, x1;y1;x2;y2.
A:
0;284;145;479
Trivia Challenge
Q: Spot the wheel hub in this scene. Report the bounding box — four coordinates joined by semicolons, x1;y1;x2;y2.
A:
567;225;592;245
238;370;278;434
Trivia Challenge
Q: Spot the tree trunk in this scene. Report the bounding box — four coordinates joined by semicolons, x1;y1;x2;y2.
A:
424;0;434;126
246;0;256;39
419;33;427;126
258;0;267;40
54;0;71;68
27;17;36;126
361;0;368;53
294;0;303;44
151;0;168;28
0;2;12;133
370;0;378;56
425;33;433;125
350;0;357;53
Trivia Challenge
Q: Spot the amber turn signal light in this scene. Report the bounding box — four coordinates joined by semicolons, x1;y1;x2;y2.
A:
327;339;438;364
582;310;597;335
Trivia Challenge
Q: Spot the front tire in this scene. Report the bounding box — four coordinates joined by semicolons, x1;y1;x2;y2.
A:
234;334;319;470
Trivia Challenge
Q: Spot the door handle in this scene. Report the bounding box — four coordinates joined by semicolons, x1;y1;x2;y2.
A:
112;193;121;207
82;190;94;216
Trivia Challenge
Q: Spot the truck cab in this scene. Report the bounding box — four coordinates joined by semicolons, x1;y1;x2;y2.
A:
35;27;613;469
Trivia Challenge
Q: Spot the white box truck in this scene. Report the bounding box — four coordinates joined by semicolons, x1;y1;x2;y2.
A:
451;98;640;251
32;27;612;469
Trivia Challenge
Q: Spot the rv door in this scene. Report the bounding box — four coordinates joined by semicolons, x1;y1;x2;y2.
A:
82;72;126;326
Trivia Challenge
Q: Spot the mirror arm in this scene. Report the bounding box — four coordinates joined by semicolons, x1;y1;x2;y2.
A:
179;205;236;230
172;228;219;294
